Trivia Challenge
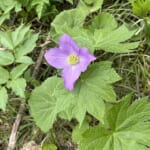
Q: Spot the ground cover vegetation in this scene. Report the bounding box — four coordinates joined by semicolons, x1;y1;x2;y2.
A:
0;0;150;149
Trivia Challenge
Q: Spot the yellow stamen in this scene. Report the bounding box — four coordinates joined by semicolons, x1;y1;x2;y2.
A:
67;54;79;65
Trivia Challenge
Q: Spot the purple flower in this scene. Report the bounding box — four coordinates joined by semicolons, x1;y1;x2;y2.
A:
44;34;96;91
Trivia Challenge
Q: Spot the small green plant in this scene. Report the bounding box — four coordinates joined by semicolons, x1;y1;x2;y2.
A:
0;24;38;110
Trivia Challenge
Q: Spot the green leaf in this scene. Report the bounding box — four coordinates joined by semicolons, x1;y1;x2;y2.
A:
51;9;87;35
7;78;26;98
51;26;94;52
0;87;8;111
0;12;10;25
0;50;14;65
0;0;21;12
0;24;38;52
90;12;118;30
29;77;73;132
0;31;14;49
79;95;150;150
51;8;94;51
59;62;121;125
15;33;38;58
15;56;34;64
94;25;139;53
130;0;150;18
77;0;104;13
65;28;94;52
72;120;89;144
0;0;21;25
10;64;29;80
31;0;49;19
51;10;138;54
0;67;9;84
12;24;30;47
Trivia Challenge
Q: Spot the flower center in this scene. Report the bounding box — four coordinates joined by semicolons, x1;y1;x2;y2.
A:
67;54;80;65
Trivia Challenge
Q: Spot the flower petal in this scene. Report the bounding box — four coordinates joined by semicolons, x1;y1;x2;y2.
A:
62;65;81;91
79;47;96;71
59;34;79;54
44;48;68;69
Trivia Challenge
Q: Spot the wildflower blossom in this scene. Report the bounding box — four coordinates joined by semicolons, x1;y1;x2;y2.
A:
44;34;96;91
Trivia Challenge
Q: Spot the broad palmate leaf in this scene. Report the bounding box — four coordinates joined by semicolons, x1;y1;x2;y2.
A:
59;61;121;125
51;8;87;41
78;95;150;150
94;24;139;53
29;77;73;132
51;11;139;53
29;62;120;132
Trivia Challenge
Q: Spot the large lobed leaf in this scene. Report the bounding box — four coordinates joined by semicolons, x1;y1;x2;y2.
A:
78;95;150;150
59;62;121;125
29;62;121;132
29;77;73;132
51;11;139;53
93;24;139;53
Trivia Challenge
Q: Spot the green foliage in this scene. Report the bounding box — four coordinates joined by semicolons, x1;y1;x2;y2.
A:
0;0;21;24
51;10;139;53
29;62;121;132
0;87;8;111
90;12;117;30
76;95;150;150
0;51;14;66
0;24;38;110
60;62;121;125
7;78;26;98
77;0;104;13
10;64;29;80
0;25;38;63
0;0;149;149
29;77;73;132
93;24;139;53
72;121;89;144
0;67;9;84
130;0;150;18
31;0;49;19
51;9;87;36
0;24;38;55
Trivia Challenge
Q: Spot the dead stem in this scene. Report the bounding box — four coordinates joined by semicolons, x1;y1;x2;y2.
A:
7;103;25;150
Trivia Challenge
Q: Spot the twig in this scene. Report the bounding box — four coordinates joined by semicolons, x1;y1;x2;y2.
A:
32;34;51;78
7;103;25;150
